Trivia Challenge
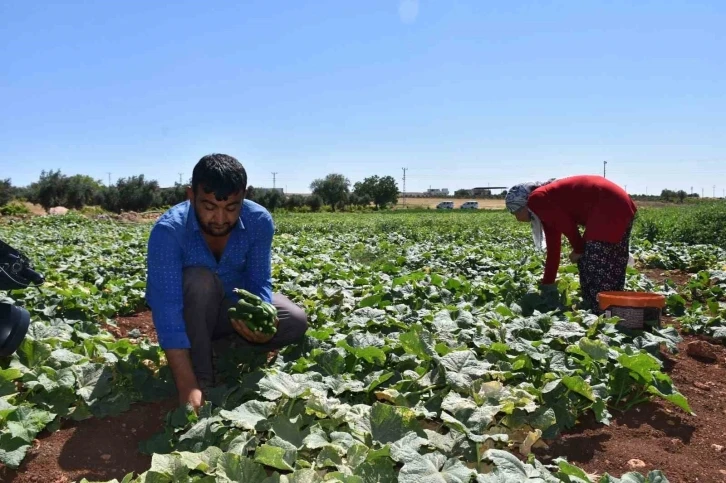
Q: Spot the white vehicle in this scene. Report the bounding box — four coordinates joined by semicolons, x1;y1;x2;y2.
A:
460;201;479;209
436;201;454;209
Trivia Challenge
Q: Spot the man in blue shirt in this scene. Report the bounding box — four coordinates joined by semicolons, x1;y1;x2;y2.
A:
146;154;308;410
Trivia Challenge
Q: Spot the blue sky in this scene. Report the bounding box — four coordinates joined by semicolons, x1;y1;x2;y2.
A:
1;0;724;196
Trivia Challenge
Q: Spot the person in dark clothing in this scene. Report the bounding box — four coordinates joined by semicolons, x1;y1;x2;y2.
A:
505;175;637;312
145;154;308;410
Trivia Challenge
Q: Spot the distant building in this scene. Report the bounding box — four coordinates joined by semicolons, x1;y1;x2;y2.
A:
426;188;449;196
471;187;492;197
471;186;507;196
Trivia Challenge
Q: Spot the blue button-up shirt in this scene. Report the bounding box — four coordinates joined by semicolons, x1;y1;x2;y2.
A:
145;199;274;350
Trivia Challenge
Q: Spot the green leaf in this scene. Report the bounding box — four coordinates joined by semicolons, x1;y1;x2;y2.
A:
577;338;609;361
254;444;295;471
0;368;23;396
556;458;592;482
369;402;425;445
220;400;277;431
562;375;596;402
147;453;192;481
400;325;437;361
258;371;307;400
359;294;382;308
617;353;661;383
73;362;113;402
0;433;31;469
216;453;267;482
441;392;500;441
398;453;475;483
176;446;223;474
439;350;493;393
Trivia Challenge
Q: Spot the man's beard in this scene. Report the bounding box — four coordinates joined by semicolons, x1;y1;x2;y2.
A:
199;221;234;237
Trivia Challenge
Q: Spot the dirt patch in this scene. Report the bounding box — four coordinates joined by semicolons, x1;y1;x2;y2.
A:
535;335;726;482
105;311;158;343
534;267;726;482
20;202;47;216
0;398;177;483
395;197;505;210
641;267;693;289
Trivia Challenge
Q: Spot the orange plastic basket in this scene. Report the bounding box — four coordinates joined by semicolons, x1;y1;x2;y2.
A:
597;291;665;330
598;292;666;310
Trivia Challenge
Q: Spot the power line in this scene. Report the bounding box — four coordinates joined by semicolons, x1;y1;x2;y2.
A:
402;168;408;208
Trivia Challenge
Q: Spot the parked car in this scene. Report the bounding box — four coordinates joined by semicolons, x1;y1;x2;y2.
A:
436;201;454;209
460;201;479;209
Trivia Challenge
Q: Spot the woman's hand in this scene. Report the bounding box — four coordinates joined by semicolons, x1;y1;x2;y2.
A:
231;317;279;344
569;252;582;263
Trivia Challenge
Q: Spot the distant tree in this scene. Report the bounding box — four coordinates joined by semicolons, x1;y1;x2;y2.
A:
310;174;350;211
65;175;103;209
103;175;160;213
347;192;367;208
31;170;68;211
159;182;189;207
454;189;472;198
660;189;677;202
285;194;307;210
0;178;12;206
306;194;323;212
259;190;285;212
677;190;687;203
353;175;399;209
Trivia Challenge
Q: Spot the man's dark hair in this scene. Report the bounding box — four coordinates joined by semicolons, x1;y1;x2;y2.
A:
191;154;247;200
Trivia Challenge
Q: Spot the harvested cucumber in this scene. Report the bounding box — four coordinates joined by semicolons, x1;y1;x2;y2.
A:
228;288;278;335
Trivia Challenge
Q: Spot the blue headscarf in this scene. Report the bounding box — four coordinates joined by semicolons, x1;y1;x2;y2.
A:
505;179;555;250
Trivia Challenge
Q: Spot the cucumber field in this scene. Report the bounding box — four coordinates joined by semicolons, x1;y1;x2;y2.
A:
1;207;726;482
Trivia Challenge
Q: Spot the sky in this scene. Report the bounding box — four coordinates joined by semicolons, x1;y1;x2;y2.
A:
1;0;725;196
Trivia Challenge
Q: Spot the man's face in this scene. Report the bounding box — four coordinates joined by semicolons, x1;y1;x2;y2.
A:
188;185;245;237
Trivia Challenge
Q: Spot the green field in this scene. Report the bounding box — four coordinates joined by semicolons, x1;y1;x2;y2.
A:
1;209;726;482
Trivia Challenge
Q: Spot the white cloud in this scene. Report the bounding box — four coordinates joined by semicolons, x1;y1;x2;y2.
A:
398;0;419;24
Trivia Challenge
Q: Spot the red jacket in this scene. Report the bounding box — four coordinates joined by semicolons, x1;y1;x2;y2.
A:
527;175;637;284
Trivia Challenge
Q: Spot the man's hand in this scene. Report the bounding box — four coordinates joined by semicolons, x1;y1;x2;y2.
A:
164;349;204;413
179;386;204;412
231;317;279;344
569;252;582;263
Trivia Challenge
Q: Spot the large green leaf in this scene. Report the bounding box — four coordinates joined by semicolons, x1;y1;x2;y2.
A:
369;402;425;445
398;453;475;483
219;401;277;431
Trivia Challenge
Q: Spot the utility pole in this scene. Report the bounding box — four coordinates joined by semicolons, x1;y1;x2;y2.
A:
272;172;278;189
691;186;693;195
402;168;408;208
106;172;111;186
178;173;183;185
603;160;607;178
713;185;716;198
702;188;704;197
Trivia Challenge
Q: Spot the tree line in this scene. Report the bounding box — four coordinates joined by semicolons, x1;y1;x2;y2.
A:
0;170;401;214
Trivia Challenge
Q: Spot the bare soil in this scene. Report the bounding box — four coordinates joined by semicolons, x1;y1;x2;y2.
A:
104;311;158;344
534;268;726;483
0;398;177;483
